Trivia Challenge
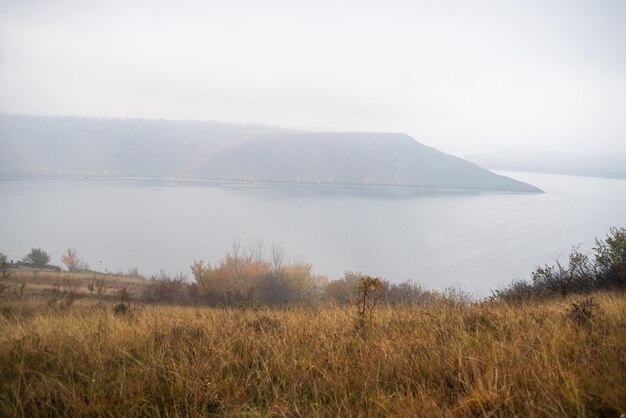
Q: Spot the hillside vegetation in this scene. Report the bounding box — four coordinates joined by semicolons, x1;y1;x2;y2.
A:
1;227;625;416
0;114;540;192
193;132;540;192
0;293;624;417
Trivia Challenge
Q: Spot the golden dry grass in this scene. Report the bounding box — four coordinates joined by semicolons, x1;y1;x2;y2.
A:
0;291;625;417
4;270;148;301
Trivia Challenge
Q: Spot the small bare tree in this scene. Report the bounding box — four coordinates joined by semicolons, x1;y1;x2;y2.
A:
61;247;89;272
14;282;27;301
355;275;387;330
248;237;266;264
270;243;285;277
0;252;11;281
0;253;10;298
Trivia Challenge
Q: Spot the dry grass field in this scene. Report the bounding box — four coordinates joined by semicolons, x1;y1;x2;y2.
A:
4;269;148;302
0;285;625;417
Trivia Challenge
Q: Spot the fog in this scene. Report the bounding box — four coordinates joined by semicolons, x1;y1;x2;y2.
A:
1;0;625;155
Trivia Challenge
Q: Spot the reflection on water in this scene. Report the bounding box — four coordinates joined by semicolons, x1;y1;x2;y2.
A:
150;178;489;199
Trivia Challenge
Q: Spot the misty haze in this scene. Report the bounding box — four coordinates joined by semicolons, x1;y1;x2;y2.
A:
1;1;625;416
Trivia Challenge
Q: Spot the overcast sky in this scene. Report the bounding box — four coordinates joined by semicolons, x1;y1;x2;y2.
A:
1;0;624;155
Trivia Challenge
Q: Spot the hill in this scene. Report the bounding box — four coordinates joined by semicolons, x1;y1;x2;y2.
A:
0;113;284;177
466;149;626;180
197;132;541;191
0;113;540;192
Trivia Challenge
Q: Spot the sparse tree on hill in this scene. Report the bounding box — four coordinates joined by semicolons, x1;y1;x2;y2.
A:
61;247;89;272
22;248;50;267
0;252;9;276
594;227;626;288
0;252;11;293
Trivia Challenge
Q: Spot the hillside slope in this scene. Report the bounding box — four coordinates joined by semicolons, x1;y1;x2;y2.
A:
197;132;541;192
0;114;284;177
0;114;540;192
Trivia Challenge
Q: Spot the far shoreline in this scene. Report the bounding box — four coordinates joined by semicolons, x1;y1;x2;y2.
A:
0;174;545;194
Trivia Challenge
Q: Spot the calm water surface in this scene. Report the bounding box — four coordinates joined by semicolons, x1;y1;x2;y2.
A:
1;172;625;296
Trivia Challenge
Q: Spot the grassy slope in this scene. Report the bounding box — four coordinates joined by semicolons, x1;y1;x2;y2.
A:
5;270;148;302
0;283;625;417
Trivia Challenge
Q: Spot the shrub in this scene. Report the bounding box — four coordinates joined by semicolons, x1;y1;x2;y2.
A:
324;272;361;305
354;275;386;330
192;242;326;307
114;287;132;315
529;247;596;298
567;297;599;325
493;227;626;302
594;227;626;289
255;263;327;306
143;272;189;304
383;280;427;305
113;302;130;315
491;279;536;303
22;248;51;267
441;285;474;307
0;253;11;281
60;247;89;272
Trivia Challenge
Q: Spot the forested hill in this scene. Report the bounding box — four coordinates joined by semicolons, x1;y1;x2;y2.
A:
196;132;541;192
0;114;540;192
0;114;285;177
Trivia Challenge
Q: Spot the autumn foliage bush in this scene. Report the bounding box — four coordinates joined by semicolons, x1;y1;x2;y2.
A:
191;243;327;307
1;228;626;416
493;227;626;302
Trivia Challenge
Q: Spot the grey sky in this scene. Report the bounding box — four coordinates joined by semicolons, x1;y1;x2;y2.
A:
1;0;625;155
